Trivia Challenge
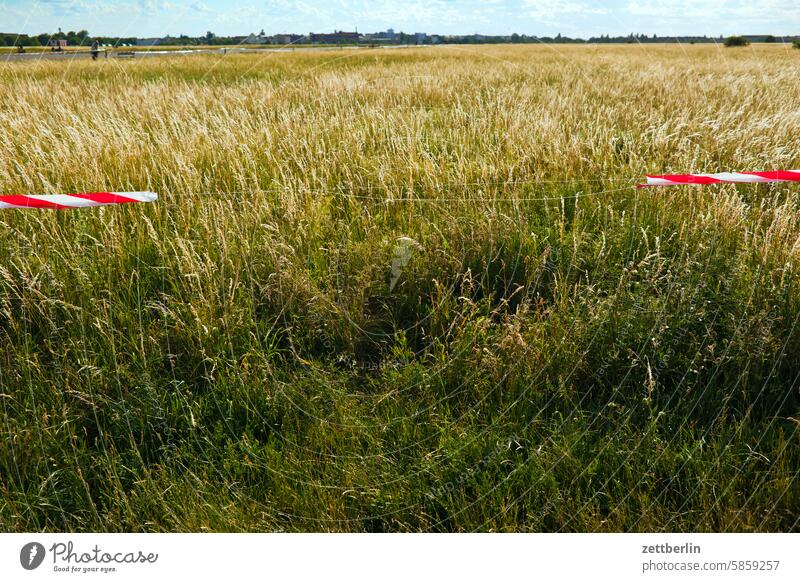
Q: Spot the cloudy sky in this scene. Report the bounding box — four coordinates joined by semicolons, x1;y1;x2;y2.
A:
2;0;799;38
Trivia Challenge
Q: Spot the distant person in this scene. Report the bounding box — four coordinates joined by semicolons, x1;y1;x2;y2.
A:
16;44;25;54
91;40;100;61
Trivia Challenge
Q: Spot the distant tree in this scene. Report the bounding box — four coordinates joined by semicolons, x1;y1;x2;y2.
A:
3;33;31;46
66;30;86;45
793;40;800;49
724;36;749;47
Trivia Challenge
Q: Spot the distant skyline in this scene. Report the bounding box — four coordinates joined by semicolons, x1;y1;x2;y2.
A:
2;1;799;38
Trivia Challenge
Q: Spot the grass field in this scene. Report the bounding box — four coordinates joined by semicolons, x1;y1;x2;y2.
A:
0;44;798;532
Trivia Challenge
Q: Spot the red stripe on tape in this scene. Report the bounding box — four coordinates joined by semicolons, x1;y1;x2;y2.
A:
69;192;140;204
747;171;800;181
0;195;70;209
649;174;723;184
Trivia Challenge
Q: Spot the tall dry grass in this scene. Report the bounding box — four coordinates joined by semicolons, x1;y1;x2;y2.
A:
0;45;798;531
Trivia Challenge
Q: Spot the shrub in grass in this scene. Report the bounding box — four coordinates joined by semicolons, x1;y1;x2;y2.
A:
724;36;749;47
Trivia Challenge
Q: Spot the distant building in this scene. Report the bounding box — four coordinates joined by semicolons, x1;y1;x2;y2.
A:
364;30;398;43
741;35;778;43
309;31;359;44
47;39;67;49
269;34;303;45
136;36;178;46
414;32;427;44
360;33;379;42
243;33;266;44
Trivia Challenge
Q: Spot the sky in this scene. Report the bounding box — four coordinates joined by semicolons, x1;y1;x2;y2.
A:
2;0;800;38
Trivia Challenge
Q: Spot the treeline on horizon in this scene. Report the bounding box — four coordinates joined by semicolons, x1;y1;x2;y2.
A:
2;30;799;47
0;30;139;47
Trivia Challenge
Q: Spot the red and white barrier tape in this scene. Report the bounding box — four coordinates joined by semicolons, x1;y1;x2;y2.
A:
0;192;157;209
640;171;800;188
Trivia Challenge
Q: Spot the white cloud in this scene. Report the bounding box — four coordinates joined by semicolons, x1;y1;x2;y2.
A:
36;0;92;16
523;0;607;18
625;0;800;21
4;0;800;38
191;1;214;15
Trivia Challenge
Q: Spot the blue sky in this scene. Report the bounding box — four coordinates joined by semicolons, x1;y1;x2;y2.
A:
2;1;799;38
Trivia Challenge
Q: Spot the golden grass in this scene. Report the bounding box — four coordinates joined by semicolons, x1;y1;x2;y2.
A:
0;45;798;532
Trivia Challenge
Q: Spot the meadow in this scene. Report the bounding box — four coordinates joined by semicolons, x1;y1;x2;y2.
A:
0;44;798;532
